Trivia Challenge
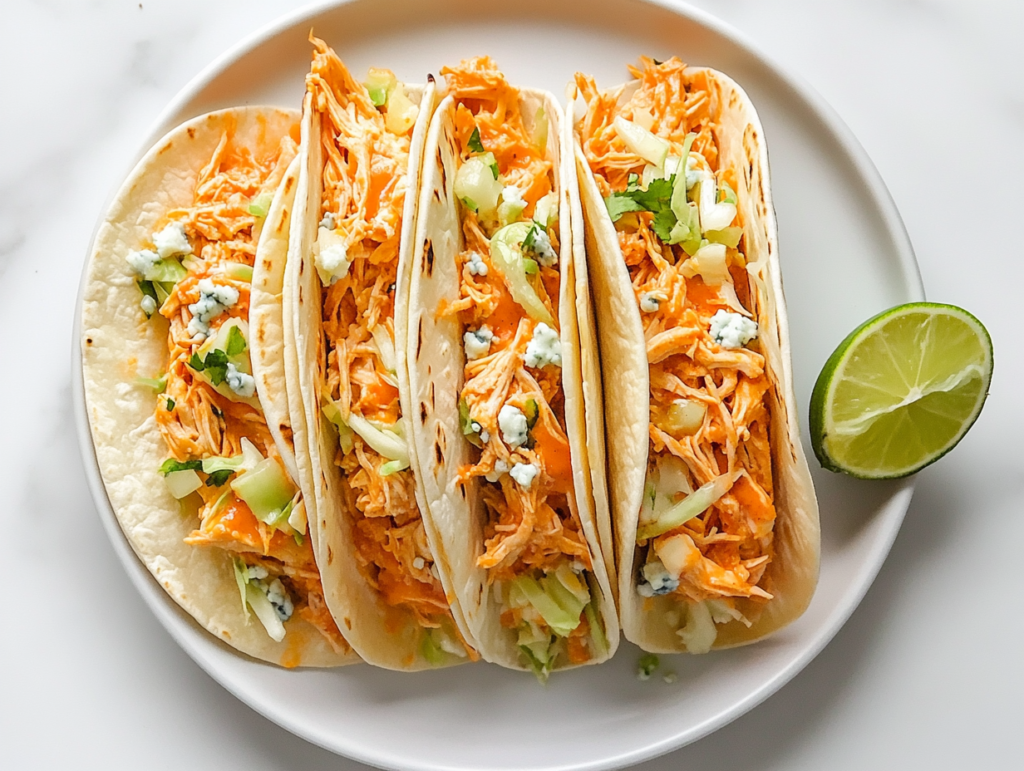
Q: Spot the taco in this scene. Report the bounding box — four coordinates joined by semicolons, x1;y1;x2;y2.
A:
81;107;356;667
570;58;820;653
404;57;619;678
285;38;475;670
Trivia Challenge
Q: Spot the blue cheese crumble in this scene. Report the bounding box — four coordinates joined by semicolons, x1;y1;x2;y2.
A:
140;294;157;316
639;291;664;313
527;226;557;267
225;363;256;398
509;462;539;488
524;323;562;368
637;560;679;598
464;325;494;360
152;222;192;259
498;404;528;448
485;459;510;483
187;278;239;339
709;310;757;349
265;578;294;622
466;250;488;276
126;248;160;277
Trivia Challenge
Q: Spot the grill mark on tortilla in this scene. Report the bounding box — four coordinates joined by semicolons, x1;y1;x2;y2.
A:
187;126;196;139
275;207;289;234
327;545;334;565
423;239;434;277
420;401;428;424
416;318;424;359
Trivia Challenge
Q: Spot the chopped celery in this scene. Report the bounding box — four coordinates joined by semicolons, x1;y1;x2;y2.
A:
519;642;553;683
613;116;669;169
230;457;295;523
637;653;660;680
134;374;167;393
231;556;251;622
143;257;187;284
384;83;418;135
637;471;738;541
584;594;609;658
522;258;538;275
489;224;555;327
533;192;558;228
719;181;738;205
322;401;355;454
246;583;286;642
421;629;446;666
681;242;730;285
380;459;410;476
286;495;307;536
532;105;548;152
459;398;483;447
512;575;582;638
247;192;273;218
224;262;254;282
346;413;410;464
164;468;202;499
454;157;503;215
705;227;743;248
364;68;397;107
477;151;499;179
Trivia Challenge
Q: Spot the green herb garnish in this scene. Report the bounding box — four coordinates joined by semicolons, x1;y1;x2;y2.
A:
468;127;485;154
159;458;202;476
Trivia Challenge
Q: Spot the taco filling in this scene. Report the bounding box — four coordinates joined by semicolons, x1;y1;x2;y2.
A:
439;58;609;676
307;40;468;656
125;117;349;654
576;58;776;652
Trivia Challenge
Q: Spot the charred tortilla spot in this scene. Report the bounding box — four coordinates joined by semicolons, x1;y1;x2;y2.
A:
424;240;434;276
187;127;196;139
433;188;441;203
427;381;434;408
417;318;424;359
284;175;294;194
438;150;447;187
344;617;352;630
327;545;333;565
435;423;446;455
275;207;289;233
420;401;428;424
460;485;466;500
435;443;443;465
85;337;93;345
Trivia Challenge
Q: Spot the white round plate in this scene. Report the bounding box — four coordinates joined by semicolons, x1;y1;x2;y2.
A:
74;1;924;769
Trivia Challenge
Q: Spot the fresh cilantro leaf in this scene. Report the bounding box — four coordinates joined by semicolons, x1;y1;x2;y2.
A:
523;222;540;252
205;469;233;487
225;325;247;357
468;127;485;154
604;193;645;222
188;352;205;372
630;176;674;210
651;208;677;242
159;458;202;476
203;349;230;386
627;173;640;190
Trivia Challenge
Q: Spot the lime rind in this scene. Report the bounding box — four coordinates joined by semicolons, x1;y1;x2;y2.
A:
810;302;992;479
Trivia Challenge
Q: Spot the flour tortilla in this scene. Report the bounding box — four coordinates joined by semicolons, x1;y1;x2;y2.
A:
82;107;355;667
571;70;820;652
405;90;619;670
285;81;469;670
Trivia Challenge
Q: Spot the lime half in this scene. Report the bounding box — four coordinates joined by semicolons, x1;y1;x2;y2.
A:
810;303;992;479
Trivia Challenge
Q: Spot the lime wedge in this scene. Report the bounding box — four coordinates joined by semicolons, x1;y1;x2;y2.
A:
810;303;992;479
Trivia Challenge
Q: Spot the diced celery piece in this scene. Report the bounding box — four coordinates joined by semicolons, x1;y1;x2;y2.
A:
384;83;418;135
533;192;558;228
705;227;743;248
454;157;503;216
134;374;167;393
230;458;295;523
364;68;397;107
246;583;286;642
224;262;254;282
489;223;555;327
637;471;738;541
247;192;273;217
613;116;669;169
322;401;355;454
380;459;409;476
477;151;499;179
513;575;581;638
421;629;446;666
144;257;188;284
164;468;202;499
346;413;410;464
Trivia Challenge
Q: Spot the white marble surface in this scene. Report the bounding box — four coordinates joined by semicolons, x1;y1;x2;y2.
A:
1;0;1021;768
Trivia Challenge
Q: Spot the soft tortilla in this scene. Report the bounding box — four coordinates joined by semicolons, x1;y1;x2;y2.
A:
82;107;355;667
571;70;820;652
285;81;468;670
405;90;619;670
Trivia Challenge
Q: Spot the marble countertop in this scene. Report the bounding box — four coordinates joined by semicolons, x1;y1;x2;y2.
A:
2;1;1020;768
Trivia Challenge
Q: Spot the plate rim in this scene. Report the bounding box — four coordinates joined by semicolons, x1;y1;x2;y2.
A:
72;1;925;769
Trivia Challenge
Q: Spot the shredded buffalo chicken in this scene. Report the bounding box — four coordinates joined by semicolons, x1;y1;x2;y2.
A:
576;58;776;615
150;115;349;655
307;39;463;635
441;58;597;654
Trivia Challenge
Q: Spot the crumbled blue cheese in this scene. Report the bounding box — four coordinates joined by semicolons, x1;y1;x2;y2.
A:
485;459;510;483
527;227;557;267
637;560;679;598
246;565;269;581
709;310;757;349
533;192;559;227
265;578;294;622
187;278;239;339
225;363;256;398
524;322;562;368
464;325;494;360
412;557;426;570
498;404;528;448
509;462;539;488
153;222;192;259
319;213;336;230
316;242;351;286
466;250;488;276
140;294;157;316
126;248;160;277
685;153;705;190
479;430;490;444
639;292;664;313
